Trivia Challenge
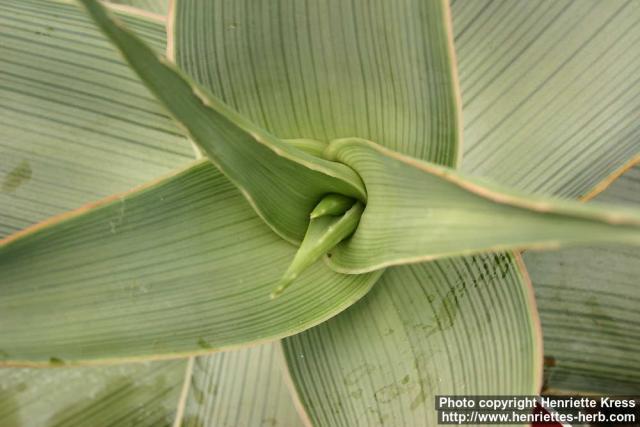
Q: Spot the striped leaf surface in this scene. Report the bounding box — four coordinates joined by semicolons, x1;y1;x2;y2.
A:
283;253;540;426
0;160;380;365
0;359;186;427
181;344;304;427
80;0;367;244
0;0;194;238
0;344;304;427
172;0;461;166
325;139;640;273
525;166;640;395
453;0;640;197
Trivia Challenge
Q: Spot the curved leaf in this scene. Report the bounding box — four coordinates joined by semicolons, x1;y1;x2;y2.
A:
0;161;380;365
172;0;461;166
180;344;304;427
453;0;640;196
283;253;541;426
0;359;186;427
525;165;640;394
79;0;366;243
0;0;194;238
325;138;640;273
454;0;640;396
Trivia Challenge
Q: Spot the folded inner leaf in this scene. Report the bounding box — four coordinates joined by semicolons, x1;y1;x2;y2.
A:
79;0;366;244
0;160;380;365
310;194;356;219
324;138;640;273
272;200;363;299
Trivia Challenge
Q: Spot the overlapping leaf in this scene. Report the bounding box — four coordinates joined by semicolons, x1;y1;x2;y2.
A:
325;138;640;273
181;344;304;427
4;1;638;426
525;166;640;395
0;359;186;426
452;0;640;396
0;161;380;365
453;0;640;196
283;253;541;425
0;0;194;238
155;1;547;423
80;0;366;243
172;0;461;166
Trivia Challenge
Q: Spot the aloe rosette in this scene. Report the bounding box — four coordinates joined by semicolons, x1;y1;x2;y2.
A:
0;0;638;425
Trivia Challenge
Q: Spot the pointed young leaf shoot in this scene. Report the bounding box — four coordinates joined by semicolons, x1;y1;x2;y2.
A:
309;194;356;219
272;201;365;299
77;0;366;243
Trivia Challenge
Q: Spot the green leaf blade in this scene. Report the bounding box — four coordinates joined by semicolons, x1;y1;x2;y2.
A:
0;0;195;238
0;161;380;365
283;253;541;425
182;344;305;427
525;165;640;395
79;0;366;243
0;359;186;427
173;0;461;166
325;138;640;273
453;0;640;196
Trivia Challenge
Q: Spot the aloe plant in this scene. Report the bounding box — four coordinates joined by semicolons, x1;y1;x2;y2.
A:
1;0;639;425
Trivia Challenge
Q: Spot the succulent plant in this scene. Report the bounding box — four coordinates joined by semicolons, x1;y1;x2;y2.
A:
1;0;638;425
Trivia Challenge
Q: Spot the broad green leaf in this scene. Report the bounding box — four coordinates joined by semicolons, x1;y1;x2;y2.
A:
325;138;640;273
107;0;169;16
79;0;366;243
0;0;194;238
0;359;186;427
283;253;541;426
525;165;640;395
453;0;640;197
172;0;461;166
454;0;640;395
181;344;304;427
0;160;380;365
